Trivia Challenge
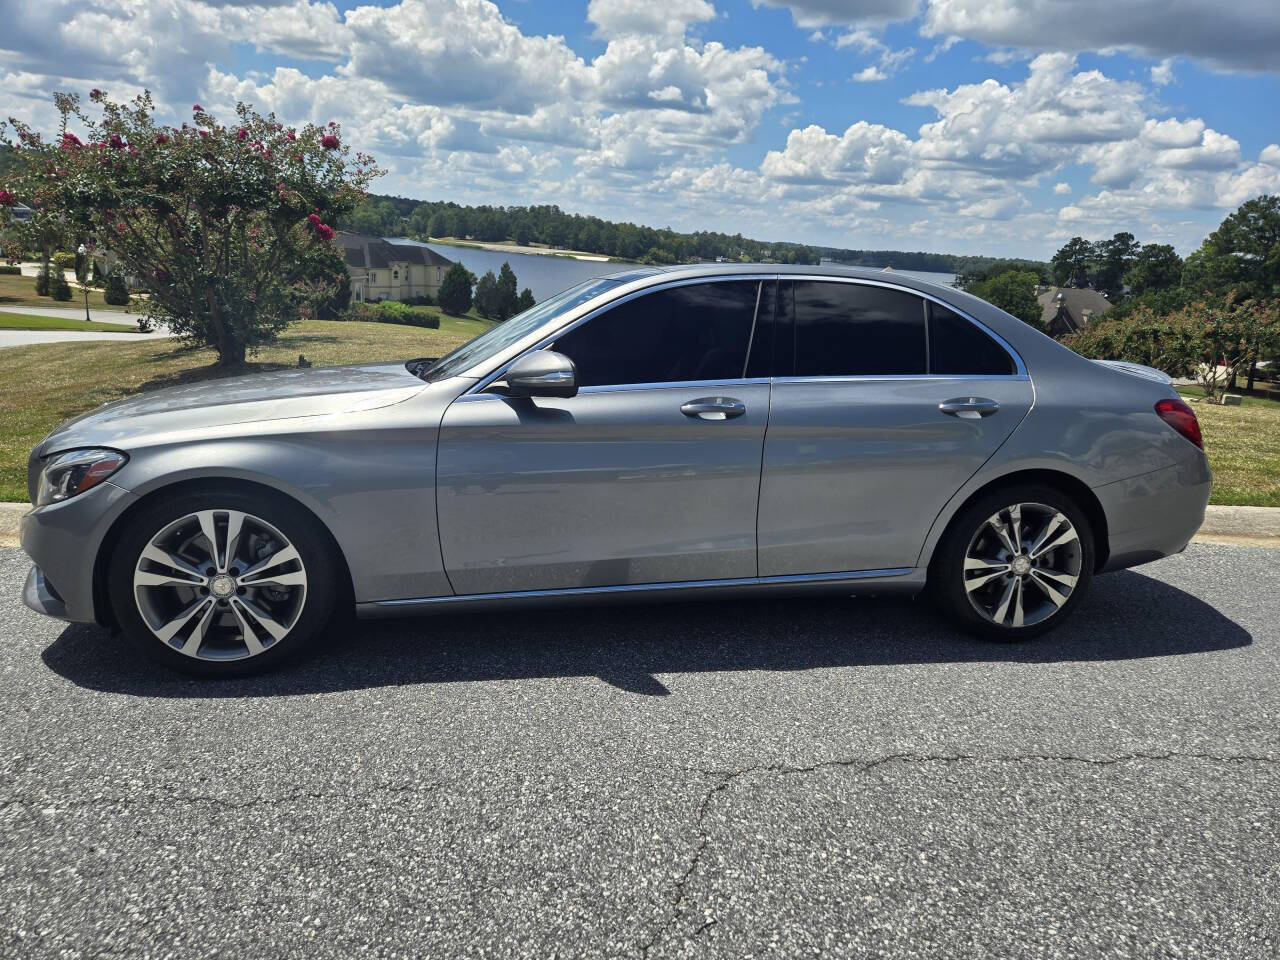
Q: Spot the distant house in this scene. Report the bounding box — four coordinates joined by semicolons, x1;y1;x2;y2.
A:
1037;286;1111;337
336;232;454;303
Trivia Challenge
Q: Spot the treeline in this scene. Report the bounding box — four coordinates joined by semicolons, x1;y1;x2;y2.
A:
820;249;1049;275
341;194;822;265
343;193;1050;271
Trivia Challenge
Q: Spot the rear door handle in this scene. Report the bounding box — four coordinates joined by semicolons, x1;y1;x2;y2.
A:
681;397;746;421
938;397;1000;419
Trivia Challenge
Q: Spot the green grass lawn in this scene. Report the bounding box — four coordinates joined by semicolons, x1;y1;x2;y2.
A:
1178;387;1280;507
0;271;136;313
0;316;493;502
0;312;139;333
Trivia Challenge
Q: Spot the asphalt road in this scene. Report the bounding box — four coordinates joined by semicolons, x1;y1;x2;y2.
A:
2;542;1277;958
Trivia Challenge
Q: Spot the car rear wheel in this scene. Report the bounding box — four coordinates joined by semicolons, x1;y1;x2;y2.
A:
930;484;1095;641
108;490;339;677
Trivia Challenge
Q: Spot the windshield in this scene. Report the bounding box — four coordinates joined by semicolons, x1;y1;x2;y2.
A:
421;277;620;382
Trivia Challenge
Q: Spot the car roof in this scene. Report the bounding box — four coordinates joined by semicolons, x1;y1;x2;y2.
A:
598;261;956;293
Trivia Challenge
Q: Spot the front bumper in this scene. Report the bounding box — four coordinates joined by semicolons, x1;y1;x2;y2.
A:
19;480;138;623
1095;450;1212;572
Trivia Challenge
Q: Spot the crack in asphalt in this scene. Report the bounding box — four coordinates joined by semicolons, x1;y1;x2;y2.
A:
639;750;1278;957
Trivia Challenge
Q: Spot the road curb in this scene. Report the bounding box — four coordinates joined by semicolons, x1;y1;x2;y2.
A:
2;500;1279;551
1;502;25;548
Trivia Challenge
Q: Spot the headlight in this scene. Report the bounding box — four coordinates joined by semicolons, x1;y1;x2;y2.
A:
36;448;129;506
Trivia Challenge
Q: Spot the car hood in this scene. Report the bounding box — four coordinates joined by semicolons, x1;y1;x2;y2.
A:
39;362;426;453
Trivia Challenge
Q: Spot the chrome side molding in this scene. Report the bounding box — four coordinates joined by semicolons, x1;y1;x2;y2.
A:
357;566;924;618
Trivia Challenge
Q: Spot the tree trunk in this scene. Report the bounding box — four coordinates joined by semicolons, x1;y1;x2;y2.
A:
206;292;244;366
216;331;245;366
1247;357;1258;393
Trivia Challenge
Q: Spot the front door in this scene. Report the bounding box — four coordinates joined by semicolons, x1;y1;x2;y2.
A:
437;278;773;596
757;280;1034;576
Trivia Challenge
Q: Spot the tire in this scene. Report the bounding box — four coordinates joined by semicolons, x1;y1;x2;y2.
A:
107;489;340;677
929;483;1095;642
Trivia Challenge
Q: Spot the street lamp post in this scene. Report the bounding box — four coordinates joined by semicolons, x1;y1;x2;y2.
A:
77;243;90;323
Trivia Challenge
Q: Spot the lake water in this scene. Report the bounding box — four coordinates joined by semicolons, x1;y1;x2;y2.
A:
387;238;956;301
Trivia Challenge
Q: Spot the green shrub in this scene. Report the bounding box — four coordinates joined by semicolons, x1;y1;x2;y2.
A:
50;272;73;301
34;267;50;295
0;265;20;275
345;300;440;329
103;271;130;306
52;251;78;271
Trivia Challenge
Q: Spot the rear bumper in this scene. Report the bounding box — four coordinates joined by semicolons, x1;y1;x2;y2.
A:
1095;451;1211;572
19;480;137;623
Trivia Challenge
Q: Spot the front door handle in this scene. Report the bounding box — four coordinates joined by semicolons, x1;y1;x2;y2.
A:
938;397;1000;419
681;397;746;421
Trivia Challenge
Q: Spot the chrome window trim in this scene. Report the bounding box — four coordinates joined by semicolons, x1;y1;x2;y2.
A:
464;271;1027;395
782;274;1028;379
369;565;915;608
773;374;1031;384
455;376;771;403
466;274;778;397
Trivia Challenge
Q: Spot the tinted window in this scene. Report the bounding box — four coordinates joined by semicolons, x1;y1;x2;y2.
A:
929;303;1016;376
792;281;926;376
552;281;760;387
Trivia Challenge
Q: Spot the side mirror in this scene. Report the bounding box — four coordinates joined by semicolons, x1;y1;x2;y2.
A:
501;350;578;399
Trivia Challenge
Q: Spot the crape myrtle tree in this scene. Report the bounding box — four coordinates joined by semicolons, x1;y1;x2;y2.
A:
1065;297;1280;403
0;90;379;365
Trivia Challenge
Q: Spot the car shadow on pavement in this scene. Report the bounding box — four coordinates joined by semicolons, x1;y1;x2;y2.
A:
43;566;1251;698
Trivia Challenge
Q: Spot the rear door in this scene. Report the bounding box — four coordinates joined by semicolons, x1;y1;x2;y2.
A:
757;279;1033;576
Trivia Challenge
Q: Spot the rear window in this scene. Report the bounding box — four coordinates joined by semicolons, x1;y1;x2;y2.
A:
929;303;1016;376
791;281;927;376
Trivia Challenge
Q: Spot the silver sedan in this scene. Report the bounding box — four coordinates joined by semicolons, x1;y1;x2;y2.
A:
20;265;1211;676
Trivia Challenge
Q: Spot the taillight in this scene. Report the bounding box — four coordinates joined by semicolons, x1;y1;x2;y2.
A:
1155;398;1203;450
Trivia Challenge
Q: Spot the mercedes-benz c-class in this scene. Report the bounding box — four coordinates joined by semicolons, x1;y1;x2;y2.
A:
21;265;1210;675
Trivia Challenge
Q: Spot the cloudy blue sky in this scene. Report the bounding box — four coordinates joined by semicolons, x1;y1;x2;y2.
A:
2;0;1278;257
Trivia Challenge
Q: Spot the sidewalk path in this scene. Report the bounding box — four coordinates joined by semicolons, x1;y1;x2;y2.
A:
0;305;172;349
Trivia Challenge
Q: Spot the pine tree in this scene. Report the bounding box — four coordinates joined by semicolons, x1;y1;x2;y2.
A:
473;269;499;319
496;262;519;320
438;262;475;315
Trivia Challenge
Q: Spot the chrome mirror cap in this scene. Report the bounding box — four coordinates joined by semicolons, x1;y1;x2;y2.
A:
501;350;578;399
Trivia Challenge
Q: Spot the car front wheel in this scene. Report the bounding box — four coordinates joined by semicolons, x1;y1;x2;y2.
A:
931;484;1095;641
107;490;340;676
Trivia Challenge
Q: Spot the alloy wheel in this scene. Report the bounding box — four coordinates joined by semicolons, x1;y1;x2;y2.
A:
962;501;1082;629
132;509;308;661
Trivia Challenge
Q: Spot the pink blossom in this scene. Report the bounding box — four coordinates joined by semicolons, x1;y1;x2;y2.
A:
193;104;203;112
321;134;339;150
0;191;14;207
198;130;209;139
61;132;83;149
286;131;296;141
108;134;124;149
328;121;336;128
237;127;248;141
315;223;334;241
155;133;169;145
